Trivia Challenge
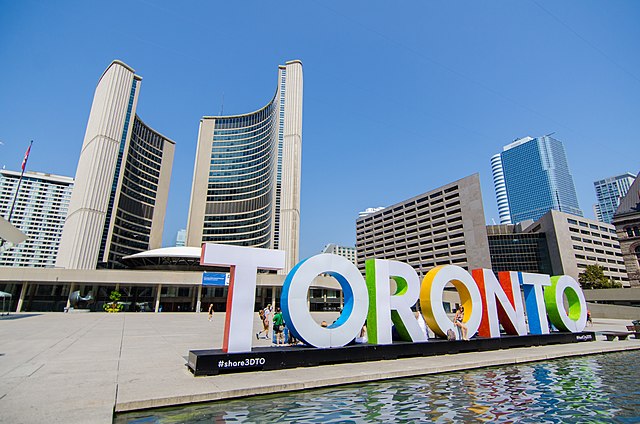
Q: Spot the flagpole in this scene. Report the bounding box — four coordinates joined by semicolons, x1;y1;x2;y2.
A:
6;140;33;224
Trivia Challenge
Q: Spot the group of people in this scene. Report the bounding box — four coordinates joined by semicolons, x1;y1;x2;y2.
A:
210;298;473;341
216;302;589;343
256;305;299;345
249;304;472;344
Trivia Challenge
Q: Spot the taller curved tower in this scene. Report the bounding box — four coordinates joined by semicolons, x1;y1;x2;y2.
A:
491;153;511;224
56;60;175;269
187;60;303;273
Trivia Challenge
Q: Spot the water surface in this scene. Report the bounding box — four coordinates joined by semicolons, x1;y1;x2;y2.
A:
116;351;639;423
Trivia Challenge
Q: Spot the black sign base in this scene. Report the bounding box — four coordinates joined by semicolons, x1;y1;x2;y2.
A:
187;332;595;376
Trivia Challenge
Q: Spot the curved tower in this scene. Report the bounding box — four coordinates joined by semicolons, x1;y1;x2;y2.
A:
187;60;302;273
491;153;511;224
56;60;175;269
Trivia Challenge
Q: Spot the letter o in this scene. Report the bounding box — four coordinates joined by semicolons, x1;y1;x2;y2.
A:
281;254;368;348
544;275;587;332
420;265;483;338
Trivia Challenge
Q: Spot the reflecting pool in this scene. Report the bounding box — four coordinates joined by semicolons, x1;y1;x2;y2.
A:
116;351;640;423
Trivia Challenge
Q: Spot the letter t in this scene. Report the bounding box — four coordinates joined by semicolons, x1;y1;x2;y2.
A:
201;243;285;353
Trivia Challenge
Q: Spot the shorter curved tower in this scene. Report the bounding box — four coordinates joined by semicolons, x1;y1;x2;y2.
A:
187;60;302;273
56;60;175;269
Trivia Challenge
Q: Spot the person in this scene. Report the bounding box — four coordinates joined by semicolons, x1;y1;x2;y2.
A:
256;309;269;339
320;321;328;328
415;310;429;340
454;306;469;340
272;307;285;345
262;304;273;340
355;323;368;344
208;304;214;322
587;310;593;327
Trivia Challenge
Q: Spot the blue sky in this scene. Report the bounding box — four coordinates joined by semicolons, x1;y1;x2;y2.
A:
1;0;638;259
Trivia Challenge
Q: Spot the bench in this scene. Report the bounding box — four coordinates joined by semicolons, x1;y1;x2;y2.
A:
602;331;633;341
625;326;640;339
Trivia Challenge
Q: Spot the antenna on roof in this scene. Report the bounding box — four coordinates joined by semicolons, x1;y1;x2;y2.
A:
545;132;556;137
220;93;224;116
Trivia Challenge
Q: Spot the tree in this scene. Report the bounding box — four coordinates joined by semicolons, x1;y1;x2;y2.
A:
103;290;124;313
578;265;622;289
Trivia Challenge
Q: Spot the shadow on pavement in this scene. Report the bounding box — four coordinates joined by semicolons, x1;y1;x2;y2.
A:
0;313;42;320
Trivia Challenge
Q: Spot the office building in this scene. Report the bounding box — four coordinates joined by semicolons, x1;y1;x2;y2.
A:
56;60;175;270
321;243;357;265
494;135;582;224
186;60;303;274
612;174;640;287
593;172;636;224
532;210;627;286
486;222;552;275
0;170;73;267
175;229;186;247
488;210;627;286
355;174;492;276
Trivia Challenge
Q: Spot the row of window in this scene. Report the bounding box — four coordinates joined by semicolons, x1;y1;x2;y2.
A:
567;218;616;233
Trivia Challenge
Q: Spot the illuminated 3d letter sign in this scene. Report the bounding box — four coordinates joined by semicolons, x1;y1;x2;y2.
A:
200;243;285;353
365;259;426;344
474;270;527;338
420;265;482;338
544;275;587;332
200;244;589;354
281;254;368;348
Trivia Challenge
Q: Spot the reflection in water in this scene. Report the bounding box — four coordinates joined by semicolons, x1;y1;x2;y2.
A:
117;352;639;423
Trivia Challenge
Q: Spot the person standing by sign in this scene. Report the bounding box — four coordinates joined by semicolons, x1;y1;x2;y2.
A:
263;304;273;340
208;304;214;322
256;309;269;339
454;307;469;340
273;307;285;345
415;311;429;339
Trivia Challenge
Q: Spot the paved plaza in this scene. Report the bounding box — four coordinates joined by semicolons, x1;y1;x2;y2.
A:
0;312;639;423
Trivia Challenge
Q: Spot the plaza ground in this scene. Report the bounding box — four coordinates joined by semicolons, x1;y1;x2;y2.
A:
0;312;639;423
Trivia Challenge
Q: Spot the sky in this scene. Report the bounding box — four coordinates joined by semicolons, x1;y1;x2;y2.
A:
1;0;638;260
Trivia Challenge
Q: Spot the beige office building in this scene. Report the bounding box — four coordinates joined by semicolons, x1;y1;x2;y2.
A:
186;60;303;273
355;174;492;276
56;60;175;269
531;210;628;286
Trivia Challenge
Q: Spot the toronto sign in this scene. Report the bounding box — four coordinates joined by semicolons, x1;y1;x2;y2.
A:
200;243;588;354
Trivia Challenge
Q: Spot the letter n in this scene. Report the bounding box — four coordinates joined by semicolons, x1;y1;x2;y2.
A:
473;269;526;338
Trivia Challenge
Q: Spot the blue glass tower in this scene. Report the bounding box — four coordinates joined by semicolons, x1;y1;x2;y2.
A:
499;135;582;224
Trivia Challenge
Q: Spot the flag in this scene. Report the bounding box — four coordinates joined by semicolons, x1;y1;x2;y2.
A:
21;142;32;171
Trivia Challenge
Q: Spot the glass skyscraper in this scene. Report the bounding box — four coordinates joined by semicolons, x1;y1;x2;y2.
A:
593;172;636;224
494;135;582;224
186;61;303;273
